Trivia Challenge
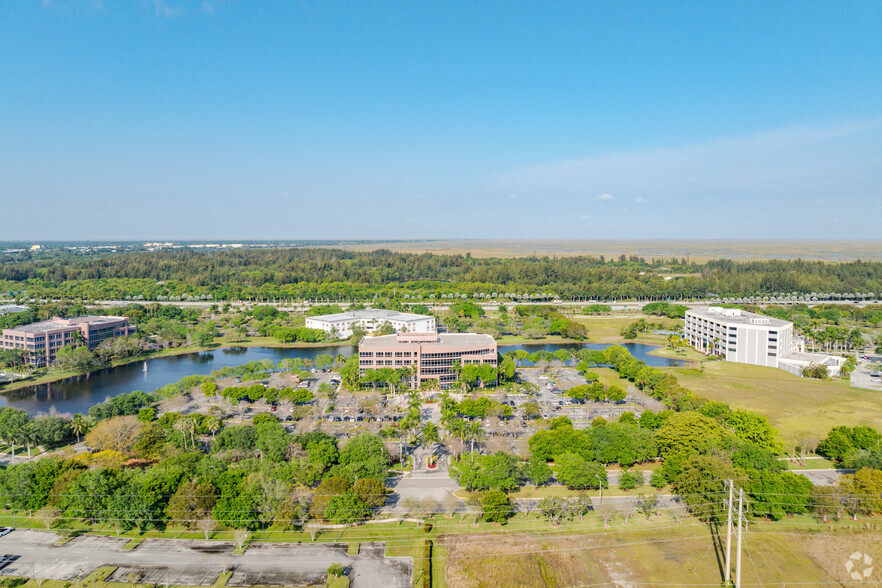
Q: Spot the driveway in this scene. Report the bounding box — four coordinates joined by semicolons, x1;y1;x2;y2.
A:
0;529;411;588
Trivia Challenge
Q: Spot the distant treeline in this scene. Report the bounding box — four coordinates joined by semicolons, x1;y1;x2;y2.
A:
1;248;881;301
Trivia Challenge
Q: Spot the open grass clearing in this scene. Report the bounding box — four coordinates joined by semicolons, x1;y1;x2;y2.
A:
673;360;882;445
439;518;879;586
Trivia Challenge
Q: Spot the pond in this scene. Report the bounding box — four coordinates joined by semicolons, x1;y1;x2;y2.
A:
1;342;682;415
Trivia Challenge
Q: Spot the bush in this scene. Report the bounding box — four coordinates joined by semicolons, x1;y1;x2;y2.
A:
650;469;667;489
481;490;513;523
420;540;432;588
618;469;644;491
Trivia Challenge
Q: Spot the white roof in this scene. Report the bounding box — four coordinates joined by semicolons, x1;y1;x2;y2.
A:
308;309;432;324
686;306;791;328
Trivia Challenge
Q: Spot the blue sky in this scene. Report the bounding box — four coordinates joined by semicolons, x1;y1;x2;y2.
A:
2;1;881;240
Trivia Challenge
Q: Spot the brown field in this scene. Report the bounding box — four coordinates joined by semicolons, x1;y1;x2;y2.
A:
441;521;882;586
329;239;882;261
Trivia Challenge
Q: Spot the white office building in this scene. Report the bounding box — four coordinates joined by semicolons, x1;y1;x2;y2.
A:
684;306;846;376
305;309;435;338
0;305;29;316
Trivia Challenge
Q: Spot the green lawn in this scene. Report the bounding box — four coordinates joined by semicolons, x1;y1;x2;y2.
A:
673;360;882;446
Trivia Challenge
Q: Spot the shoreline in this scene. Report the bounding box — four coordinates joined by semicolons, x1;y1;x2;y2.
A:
1;334;683;395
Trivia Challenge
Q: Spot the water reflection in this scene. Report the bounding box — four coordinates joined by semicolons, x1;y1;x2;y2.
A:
1;342;678;415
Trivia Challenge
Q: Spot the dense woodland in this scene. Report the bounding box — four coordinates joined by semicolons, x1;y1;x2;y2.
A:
2;248;881;301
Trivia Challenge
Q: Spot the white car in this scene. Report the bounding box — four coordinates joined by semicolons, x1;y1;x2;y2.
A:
0;528;11;537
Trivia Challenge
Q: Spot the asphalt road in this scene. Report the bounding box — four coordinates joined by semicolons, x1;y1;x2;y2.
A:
0;530;411;588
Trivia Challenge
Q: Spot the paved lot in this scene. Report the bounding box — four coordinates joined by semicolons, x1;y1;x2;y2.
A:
0;530;411;588
851;356;882;391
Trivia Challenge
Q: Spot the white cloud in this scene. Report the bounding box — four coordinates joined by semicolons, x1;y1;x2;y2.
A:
508;193;519;199
493;118;882;238
580;214;591;221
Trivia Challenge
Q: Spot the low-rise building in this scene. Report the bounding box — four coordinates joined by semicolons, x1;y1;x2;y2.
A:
306;309;435;338
1;316;136;368
358;331;497;389
684;306;846;376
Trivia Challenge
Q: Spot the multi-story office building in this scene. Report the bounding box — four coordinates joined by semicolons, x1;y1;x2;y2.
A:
684;307;845;376
1;316;136;368
306;309;435;338
358;331;497;389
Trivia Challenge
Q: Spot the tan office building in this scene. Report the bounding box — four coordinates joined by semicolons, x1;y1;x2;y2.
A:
1;316;136;368
358;331;497;389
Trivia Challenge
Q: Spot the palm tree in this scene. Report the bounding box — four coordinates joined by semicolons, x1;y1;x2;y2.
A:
71;330;87;348
204;416;222;439
174;419;189;449
71;414;87;443
24;423;39;460
464;421;485;453
421;422;440;450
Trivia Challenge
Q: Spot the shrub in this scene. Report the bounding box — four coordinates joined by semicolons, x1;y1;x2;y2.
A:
618;469;644;491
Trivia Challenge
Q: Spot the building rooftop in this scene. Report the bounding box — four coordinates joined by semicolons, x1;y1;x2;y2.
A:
360;332;496;349
7;315;127;334
780;352;847;366
686;306;791;328
0;305;29;315
310;309;432;323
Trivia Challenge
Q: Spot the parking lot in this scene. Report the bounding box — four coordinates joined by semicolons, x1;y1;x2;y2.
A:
851;355;882;391
516;368;645;423
0;529;411;588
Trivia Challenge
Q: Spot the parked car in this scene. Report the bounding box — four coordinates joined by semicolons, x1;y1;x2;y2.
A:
0;528;11;537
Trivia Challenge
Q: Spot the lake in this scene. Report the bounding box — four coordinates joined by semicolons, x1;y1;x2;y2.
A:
1;342;682;415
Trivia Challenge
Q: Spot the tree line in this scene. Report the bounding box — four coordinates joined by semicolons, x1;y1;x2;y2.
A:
3;248;881;301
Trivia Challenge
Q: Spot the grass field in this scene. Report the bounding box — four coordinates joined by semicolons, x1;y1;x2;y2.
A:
329;238;882;262
673;360;882;446
441;517;882;586
571;315;683;343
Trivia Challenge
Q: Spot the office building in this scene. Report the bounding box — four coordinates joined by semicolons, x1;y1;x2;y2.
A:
306;309;435;338
358;331;497;389
1;316;136;368
684;307;845;376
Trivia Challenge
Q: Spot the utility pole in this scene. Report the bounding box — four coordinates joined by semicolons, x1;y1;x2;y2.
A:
724;479;733;584
735;488;744;588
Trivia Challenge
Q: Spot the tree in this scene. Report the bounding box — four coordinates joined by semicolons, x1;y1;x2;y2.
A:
654;412;724;458
725;410;783;453
354;478;387;509
55;344;98;371
324;491;370;524
481;490;512;523
524;455;553;486
309;476;351;520
197;516;218;540
554;452;606;490
84;415;142;452
538;497;571;526
33;505;60;530
618;469;643;491
166;480;218;529
673;454;743;523
70;413;88;443
0;408;29;463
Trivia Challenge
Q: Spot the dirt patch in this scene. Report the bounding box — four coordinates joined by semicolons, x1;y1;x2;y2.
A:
440;534;613;587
